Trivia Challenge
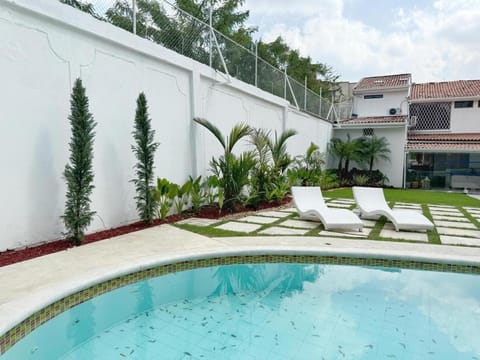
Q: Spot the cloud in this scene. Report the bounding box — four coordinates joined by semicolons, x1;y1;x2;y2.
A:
245;0;480;82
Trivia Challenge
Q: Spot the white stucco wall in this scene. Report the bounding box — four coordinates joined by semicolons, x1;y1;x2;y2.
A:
331;126;407;188
450;102;480;133
353;90;408;117
0;0;331;251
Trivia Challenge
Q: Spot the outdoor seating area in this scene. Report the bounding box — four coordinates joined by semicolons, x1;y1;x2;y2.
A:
353;186;434;231
291;186;363;231
176;192;480;246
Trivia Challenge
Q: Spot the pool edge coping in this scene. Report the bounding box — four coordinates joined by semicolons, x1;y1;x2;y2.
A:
1;240;480;355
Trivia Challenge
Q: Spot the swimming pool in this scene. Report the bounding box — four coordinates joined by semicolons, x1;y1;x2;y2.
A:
1;261;480;359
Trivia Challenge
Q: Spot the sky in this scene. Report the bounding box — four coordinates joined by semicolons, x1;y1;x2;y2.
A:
242;0;480;83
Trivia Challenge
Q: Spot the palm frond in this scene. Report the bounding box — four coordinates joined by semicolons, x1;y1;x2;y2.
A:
226;122;251;154
194;117;226;150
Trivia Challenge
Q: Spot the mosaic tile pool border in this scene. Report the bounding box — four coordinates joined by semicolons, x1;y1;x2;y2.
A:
1;254;480;355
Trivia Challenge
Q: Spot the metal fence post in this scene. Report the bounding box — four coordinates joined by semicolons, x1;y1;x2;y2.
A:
255;41;258;88
284;66;287;99
319;87;322;116
209;6;213;68
132;0;136;35
304;76;307;111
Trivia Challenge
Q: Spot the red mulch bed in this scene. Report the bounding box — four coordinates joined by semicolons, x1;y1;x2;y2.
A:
0;198;291;268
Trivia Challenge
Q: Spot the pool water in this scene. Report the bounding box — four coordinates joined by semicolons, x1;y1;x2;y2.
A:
2;263;480;359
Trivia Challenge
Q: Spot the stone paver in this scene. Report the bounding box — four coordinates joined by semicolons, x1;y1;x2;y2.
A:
440;235;480;246
392;206;423;213
318;230;366;238
431;214;469;222
379;226;429;242
463;207;480;211
362;219;377;228
215;221;263;233
327;203;352;208
430;210;463;217
280;219;321;229
393;204;422;209
328;199;355;204
395;202;421;206
319;227;371;238
177;218;220;226
429;207;462;214
436;227;480;238
465;209;480;216
237;215;279;224
433;220;477;229
258;227;308;235
257;210;292;218
429;206;457;211
279;207;297;213
429;204;455;209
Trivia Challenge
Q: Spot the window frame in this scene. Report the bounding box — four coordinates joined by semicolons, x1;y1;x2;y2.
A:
363;94;383;99
454;100;474;109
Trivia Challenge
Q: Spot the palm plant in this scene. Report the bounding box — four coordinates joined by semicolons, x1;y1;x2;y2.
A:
289;142;325;186
329;134;363;177
360;136;391;174
193;118;254;211
248;128;272;207
268;129;298;174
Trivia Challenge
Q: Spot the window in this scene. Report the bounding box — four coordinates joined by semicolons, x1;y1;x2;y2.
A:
364;94;383;99
454;101;473;108
363;128;374;136
409;102;451;130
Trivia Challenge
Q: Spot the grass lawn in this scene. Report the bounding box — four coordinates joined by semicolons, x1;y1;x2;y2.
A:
324;188;480;207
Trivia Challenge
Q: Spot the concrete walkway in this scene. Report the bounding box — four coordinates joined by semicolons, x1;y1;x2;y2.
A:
1;224;480;337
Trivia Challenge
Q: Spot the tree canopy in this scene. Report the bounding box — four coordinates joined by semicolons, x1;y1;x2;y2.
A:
61;0;339;96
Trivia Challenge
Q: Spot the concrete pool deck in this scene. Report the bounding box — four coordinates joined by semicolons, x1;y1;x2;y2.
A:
1;224;480;338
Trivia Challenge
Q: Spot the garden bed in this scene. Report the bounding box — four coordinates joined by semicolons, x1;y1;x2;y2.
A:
0;198;291;268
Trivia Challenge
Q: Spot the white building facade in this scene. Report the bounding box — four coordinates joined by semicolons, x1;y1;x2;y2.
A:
334;74;480;190
332;74;410;188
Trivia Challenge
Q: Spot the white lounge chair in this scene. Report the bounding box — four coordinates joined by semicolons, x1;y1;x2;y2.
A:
352;186;434;232
291;186;363;231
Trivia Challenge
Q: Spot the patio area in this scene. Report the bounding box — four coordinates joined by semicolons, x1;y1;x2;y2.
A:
176;197;480;247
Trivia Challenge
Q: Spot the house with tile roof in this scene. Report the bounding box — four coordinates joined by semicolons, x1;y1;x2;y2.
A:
332;75;480;189
332;74;411;187
407;80;480;189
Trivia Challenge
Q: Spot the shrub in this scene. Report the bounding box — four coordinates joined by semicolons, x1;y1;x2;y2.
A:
194;118;255;211
62;78;97;246
131;92;159;224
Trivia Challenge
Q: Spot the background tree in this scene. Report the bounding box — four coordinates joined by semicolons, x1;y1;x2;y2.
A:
360;136;391;175
63;78;97;246
132;93;159;223
257;36;338;96
60;0;101;19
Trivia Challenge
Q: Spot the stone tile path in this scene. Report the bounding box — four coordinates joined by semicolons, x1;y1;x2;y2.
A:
176;198;480;247
215;222;262;233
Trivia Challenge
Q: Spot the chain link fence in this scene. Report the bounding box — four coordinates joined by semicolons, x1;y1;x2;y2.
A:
60;0;347;122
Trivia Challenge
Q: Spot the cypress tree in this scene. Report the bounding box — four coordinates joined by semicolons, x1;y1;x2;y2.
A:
132;92;159;223
63;78;97;245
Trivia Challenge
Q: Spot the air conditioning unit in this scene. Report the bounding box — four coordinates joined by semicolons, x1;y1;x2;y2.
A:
408;116;417;127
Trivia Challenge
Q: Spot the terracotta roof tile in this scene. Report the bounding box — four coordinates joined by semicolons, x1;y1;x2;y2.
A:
407;133;480;151
406;142;480;151
408;133;480;142
354;74;411;91
411;80;480;100
339;115;407;125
